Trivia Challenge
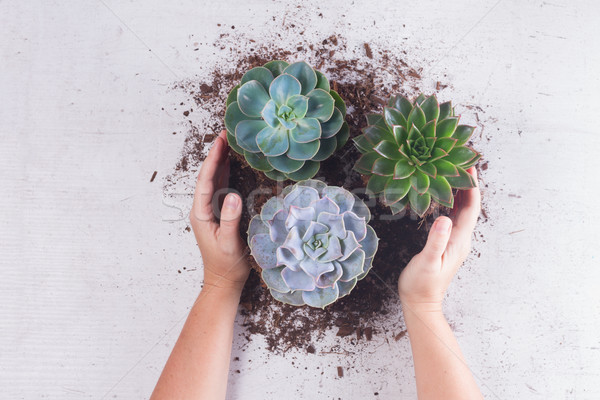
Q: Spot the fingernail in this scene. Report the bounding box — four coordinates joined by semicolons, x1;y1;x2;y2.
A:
435;218;451;233
224;193;239;209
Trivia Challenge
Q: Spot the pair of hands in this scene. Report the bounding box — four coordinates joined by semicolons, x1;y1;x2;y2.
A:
190;130;481;309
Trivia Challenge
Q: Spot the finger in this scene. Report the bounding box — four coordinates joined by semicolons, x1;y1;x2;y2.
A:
218;192;243;244
449;167;481;245
192;134;227;224
420;216;452;265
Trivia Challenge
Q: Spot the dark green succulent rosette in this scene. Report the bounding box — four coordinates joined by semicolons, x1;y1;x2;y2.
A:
353;94;481;216
225;61;349;181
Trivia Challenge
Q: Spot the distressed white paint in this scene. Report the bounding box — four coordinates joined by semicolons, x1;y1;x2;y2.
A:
1;0;599;399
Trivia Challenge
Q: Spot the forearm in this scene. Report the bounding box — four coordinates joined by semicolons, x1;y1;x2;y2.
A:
151;285;242;400
402;304;482;400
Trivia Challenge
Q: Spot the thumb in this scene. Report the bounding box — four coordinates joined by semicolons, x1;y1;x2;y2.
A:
219;192;243;239
420;216;452;262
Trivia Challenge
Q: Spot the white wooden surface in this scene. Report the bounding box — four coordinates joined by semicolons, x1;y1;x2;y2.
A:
2;0;599;399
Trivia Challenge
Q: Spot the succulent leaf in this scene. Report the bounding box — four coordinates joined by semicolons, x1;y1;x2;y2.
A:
240;67;274;90
247;180;379;308
238;80;271;117
352;93;481;216
305;89;335;121
283;61;318;95
263;60;289;76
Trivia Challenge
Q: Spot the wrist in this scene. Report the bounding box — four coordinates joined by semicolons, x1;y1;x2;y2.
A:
401;299;444;316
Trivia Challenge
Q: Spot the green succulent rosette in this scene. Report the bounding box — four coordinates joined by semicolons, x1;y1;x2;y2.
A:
353;94;481;216
225;61;349;181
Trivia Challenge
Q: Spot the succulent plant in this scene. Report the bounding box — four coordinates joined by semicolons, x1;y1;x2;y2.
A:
247;179;379;308
353;94;481;216
225;61;349;181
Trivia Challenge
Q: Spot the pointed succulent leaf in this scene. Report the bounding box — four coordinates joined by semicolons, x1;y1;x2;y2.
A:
384;107;407;129
305;89;335;121
439;101;453;120
366;113;387;129
367;174;390;195
447;146;478;165
241;67;274;91
283;61;318;95
420;95;440;122
354;152;379;174
330;90;346;116
394;95;413;119
374;140;402;160
415;93;427;105
436;117;459;138
407;105;427;130
435;137;458;153
410;170;430;194
238;80;271;117
416;162;437;178
315;70;330;91
461;153;482;169
372;157;397;176
430;147;448;162
453;125;475;146
408;189;431;217
393;159;416;179
388;196;409;215
393;125;408;145
263;60;289;77
421;120;436;138
428;176;453;204
383;177;411;205
320;107;344;138
353;135;372;153
445;166;477;189
432;159;460;177
363;125;394;145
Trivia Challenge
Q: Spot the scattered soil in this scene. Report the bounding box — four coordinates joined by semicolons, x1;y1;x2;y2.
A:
167;31;485;353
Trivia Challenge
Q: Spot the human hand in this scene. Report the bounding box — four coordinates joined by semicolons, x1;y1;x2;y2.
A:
190;130;250;292
398;167;481;313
